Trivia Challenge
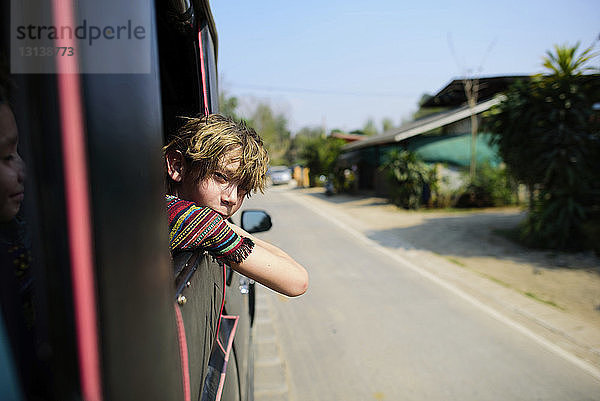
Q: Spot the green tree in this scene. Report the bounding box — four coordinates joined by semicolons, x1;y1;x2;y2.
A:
286;127;322;165
296;134;345;186
382;118;395;133
219;93;293;165
485;43;600;249
362;118;378;136
247;103;291;166
218;90;240;120
543;43;598;77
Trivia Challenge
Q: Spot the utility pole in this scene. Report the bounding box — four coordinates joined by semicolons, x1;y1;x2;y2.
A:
447;34;496;180
464;76;479;180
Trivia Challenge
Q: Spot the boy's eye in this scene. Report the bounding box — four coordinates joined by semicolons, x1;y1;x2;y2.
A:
214;172;228;182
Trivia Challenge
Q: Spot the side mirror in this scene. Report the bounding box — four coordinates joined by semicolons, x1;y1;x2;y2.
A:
241;210;272;234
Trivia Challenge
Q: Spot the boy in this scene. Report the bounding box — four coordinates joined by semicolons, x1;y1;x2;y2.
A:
164;114;308;297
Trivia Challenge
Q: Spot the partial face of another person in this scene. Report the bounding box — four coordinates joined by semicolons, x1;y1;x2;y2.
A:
0;103;25;222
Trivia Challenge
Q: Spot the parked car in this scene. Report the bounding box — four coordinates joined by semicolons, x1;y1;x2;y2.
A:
268;166;292;185
1;0;259;400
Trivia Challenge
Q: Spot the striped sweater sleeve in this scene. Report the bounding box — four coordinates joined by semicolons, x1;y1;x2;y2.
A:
166;195;254;264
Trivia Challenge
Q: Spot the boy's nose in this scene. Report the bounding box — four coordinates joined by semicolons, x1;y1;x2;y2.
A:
222;185;238;205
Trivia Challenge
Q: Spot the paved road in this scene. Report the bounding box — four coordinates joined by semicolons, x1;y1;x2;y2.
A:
241;187;600;401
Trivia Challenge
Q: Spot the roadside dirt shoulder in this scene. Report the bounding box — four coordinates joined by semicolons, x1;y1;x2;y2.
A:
289;187;600;367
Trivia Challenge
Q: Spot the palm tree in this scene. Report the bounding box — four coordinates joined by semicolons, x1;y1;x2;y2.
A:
486;42;599;249
543;42;597;77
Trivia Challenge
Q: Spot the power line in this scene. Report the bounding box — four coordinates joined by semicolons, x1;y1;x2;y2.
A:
227;82;414;98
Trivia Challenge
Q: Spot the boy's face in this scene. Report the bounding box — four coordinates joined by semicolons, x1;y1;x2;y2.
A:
180;157;248;219
0;103;25;222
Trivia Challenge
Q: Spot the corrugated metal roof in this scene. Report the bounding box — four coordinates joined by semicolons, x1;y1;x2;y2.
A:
342;96;503;152
421;75;529;108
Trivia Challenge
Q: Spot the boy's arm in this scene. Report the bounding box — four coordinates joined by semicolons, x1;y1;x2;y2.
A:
167;195;307;297
167;195;252;262
226;222;308;297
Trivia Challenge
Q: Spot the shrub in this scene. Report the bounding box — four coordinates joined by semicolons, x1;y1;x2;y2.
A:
456;163;518;208
380;149;433;209
332;167;357;193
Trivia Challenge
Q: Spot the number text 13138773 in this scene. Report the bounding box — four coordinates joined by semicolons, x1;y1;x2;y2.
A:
18;47;74;57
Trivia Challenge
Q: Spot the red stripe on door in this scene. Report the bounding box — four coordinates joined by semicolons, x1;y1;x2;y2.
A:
198;29;210;116
52;1;102;400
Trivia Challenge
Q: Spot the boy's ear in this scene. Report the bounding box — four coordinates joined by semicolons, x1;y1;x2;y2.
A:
166;150;185;182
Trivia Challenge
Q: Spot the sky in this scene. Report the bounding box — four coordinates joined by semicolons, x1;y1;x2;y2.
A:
210;0;599;133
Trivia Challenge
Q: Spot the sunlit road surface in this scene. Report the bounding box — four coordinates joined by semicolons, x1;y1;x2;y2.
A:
241;187;600;401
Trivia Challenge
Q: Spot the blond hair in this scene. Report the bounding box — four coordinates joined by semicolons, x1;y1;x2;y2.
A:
164;114;269;195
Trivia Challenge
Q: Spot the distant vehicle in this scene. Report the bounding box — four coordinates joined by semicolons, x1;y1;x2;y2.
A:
268;166;292;185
